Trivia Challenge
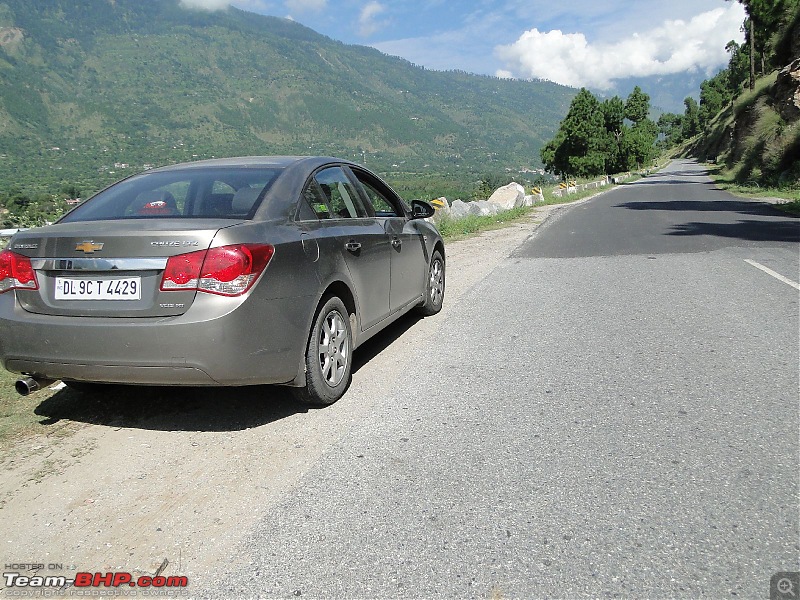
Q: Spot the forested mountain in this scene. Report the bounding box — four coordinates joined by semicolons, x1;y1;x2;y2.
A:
0;0;575;202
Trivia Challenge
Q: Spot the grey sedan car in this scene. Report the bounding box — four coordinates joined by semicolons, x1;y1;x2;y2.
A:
0;156;445;405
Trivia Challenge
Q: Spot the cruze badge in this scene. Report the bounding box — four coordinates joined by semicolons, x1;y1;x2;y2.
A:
75;241;104;254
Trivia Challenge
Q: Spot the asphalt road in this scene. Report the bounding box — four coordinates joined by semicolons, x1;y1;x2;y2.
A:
211;160;799;599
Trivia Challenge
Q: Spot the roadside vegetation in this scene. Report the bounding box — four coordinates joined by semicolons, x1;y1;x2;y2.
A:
658;0;799;197
435;206;532;240
706;165;800;215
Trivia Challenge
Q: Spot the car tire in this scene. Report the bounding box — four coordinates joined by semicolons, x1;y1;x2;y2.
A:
292;296;353;406
416;250;445;316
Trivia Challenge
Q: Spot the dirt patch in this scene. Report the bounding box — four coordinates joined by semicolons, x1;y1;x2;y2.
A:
0;27;23;50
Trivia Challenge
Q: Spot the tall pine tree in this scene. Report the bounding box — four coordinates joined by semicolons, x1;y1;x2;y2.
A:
541;88;607;179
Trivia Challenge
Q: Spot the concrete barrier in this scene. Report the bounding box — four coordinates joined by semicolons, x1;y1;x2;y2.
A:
553;174;630;197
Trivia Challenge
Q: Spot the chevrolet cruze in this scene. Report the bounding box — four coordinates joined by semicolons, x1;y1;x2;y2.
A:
0;156;445;405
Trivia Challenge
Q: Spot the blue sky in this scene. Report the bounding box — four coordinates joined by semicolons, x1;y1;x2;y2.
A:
181;0;746;104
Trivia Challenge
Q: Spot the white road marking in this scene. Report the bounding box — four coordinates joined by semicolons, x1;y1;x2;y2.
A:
744;259;800;291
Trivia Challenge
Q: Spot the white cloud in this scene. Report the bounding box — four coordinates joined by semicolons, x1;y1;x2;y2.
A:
179;0;231;10
494;2;746;90
358;2;387;37
180;0;272;12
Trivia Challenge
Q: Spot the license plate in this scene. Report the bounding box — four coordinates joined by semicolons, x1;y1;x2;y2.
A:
55;277;141;300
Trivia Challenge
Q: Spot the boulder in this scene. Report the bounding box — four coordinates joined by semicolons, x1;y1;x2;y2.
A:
524;192;545;206
466;202;484;216
473;200;499;216
449;199;471;219
488;182;525;210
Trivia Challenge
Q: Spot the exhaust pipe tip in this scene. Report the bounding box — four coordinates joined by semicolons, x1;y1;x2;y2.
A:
15;377;39;396
15;376;55;396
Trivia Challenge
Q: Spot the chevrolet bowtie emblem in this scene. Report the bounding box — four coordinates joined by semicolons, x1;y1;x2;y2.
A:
75;241;104;254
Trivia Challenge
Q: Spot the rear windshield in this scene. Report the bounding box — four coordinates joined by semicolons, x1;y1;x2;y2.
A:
59;167;283;223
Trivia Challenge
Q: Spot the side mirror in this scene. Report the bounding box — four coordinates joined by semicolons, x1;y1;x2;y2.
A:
410;199;435;219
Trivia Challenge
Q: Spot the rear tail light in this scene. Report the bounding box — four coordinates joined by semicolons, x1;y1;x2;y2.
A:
0;250;39;294
160;244;274;296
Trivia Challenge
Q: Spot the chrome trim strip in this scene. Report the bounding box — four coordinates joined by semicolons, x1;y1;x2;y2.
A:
31;258;168;271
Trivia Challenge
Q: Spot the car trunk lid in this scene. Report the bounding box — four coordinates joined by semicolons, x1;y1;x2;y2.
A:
8;220;238;317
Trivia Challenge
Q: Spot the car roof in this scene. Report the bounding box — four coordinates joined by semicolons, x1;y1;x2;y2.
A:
148;156;351;172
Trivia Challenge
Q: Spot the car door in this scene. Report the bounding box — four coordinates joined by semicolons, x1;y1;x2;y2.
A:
348;167;427;312
301;166;391;331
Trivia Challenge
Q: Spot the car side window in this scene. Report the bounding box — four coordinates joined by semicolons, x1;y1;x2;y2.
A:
350;168;402;217
360;181;399;217
314;167;368;219
302;181;332;220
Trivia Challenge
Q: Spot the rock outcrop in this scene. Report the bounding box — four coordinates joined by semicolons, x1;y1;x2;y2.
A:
775;58;800;122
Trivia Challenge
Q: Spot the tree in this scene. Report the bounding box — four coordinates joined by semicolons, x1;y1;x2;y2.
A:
622;87;657;169
540;88;607;179
725;40;750;96
627;119;658;168
5;186;31;211
624;86;650;124
60;183;82;199
726;0;800;86
748;15;755;90
699;72;732;127
682;97;700;139
542;86;660;177
602;96;626;134
657;113;684;146
601;96;629;173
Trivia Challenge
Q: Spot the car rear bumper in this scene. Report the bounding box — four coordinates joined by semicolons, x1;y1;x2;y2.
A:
0;292;313;386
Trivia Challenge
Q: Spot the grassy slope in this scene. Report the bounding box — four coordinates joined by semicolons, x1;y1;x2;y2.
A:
685;71;800;200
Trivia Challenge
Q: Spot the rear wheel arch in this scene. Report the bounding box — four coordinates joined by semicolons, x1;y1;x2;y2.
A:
433;240;445;263
319;280;358;340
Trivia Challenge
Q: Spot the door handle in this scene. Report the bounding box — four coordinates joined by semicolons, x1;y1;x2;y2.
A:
391;238;402;249
345;240;362;252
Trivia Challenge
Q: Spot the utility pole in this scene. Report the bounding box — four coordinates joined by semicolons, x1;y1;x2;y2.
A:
749;17;755;90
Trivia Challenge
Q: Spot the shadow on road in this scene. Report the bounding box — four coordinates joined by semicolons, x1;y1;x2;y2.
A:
352;311;423;374
31;312;427;433
621;179;719;187
668;220;800;242
647;169;708;178
614;199;793;216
